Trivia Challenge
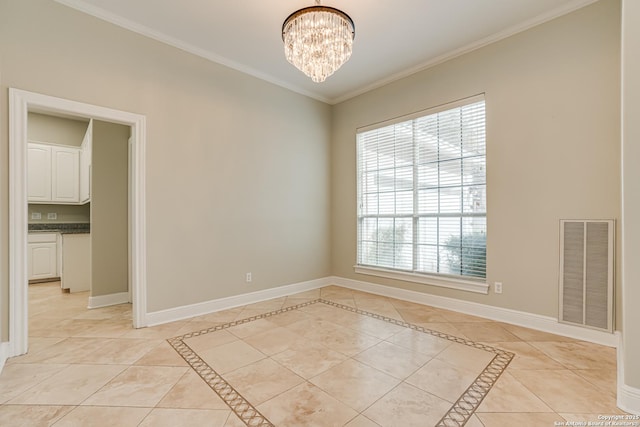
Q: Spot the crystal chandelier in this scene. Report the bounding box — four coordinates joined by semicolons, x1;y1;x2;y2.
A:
282;1;355;83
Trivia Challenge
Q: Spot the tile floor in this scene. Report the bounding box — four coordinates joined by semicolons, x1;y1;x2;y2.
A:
0;282;624;426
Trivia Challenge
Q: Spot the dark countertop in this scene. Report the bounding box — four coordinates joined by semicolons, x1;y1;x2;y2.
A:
28;223;90;234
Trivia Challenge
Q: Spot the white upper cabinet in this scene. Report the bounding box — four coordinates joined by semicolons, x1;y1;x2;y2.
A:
27;143;53;202
28;142;81;204
52;146;80;203
79;119;93;204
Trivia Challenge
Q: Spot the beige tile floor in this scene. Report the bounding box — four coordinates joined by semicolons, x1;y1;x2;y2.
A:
0;282;624;426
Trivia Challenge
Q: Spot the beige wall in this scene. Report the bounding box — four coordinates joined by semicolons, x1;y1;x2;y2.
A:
28;112;88;147
331;1;621;323
622;0;640;390
0;0;331;328
28;204;90;224
90;120;129;298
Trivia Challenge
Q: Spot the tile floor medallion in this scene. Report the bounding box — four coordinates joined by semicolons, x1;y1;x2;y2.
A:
168;299;514;427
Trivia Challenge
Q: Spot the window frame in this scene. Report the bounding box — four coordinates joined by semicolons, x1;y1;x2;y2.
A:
354;94;489;294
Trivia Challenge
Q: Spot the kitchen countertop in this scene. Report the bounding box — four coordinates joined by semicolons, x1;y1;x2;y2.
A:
28;223;90;234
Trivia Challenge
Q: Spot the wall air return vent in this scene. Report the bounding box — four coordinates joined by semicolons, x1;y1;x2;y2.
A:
559;220;614;332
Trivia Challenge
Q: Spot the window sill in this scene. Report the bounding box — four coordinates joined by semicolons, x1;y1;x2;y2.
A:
353;265;489;295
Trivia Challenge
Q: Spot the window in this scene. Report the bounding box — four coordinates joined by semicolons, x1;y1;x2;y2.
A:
356;96;486;288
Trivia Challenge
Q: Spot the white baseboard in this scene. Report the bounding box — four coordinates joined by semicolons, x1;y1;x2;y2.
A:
618;384;640;415
88;292;130;309
0;342;9;367
0;341;10;372
617;332;640;415
145;277;331;326
144;274;617;347
330;276;619;348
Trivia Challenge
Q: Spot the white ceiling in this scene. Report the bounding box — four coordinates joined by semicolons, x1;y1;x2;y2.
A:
55;0;597;104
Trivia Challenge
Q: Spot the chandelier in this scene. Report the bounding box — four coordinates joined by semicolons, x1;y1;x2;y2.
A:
282;1;355;83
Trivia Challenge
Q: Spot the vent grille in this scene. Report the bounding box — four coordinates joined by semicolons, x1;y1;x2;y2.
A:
559;220;614;332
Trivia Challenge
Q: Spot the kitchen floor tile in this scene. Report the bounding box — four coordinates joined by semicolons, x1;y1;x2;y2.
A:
434;342;496;372
492;341;565;370
134;341;190;367
309;359;400;412
242;326;305;356
386;328;451;357
138;408;231;427
406;358;479;403
334;313;406;340
271;338;348;379
258;382;358;427
9;364;127;405
82;366;187;407
396;308;450;324
451;322;522;342
76;338;162;364
573;369;617;396
197;340;266;374
9;337;111;364
226;318;281;339
344;415;382;427
363;382;452;427
223;413;247;427
509;369;621;413
182;330;238;354
476;372;554;413
304;322;381;357
476;412;563;426
354;340;432;380
223;358;304;405
54;406;151;427
529;341;617;370
0;363;67;404
0;404;73;427
157;370;229;410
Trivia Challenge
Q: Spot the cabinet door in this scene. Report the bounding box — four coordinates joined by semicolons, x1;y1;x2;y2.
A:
79;121;92;203
62;233;91;293
28;242;58;281
27;143;52;202
52;146;80;203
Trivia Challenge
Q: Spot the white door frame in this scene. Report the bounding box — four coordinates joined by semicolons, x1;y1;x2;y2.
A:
8;88;148;357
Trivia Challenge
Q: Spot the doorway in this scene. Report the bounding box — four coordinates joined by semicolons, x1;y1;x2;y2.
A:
9;89;148;357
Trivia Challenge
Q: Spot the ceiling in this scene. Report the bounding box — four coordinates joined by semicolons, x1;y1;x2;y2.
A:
54;0;597;104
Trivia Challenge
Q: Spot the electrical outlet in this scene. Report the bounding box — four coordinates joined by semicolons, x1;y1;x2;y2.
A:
47;213;57;220
246;272;252;283
31;212;42;220
494;282;503;294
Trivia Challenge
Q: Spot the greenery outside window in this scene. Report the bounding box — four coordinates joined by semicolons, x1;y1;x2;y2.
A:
356;95;486;290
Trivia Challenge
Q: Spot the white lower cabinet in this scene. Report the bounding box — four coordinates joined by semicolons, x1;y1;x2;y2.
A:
61;233;91;293
27;233;59;281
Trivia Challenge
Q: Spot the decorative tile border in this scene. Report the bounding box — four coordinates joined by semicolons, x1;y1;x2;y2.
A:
167;298;514;427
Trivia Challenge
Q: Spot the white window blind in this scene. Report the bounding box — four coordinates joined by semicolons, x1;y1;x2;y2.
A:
357;96;486;281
